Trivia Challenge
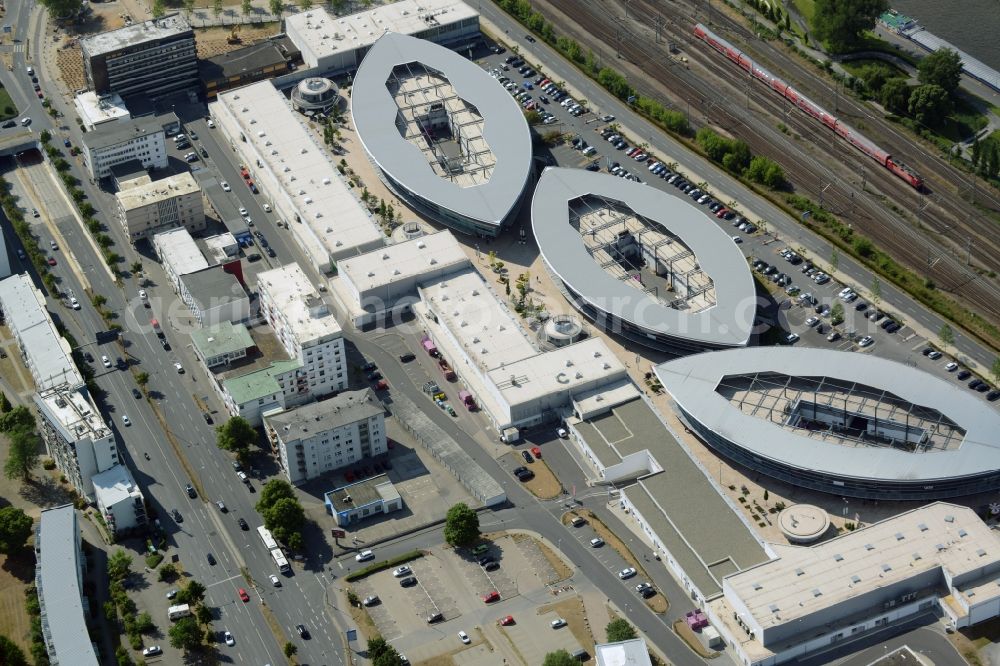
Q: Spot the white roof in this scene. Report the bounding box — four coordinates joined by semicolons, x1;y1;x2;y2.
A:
92;464;141;506
419;268;537;371
213;82;382;261
37;505;99;666
116;171;199;211
36;386;111;443
258;264;342;344
595;638;653;666
74;91;130;125
485;337;627;410
339;231;470;293
80;13;190;56
153;227;209;276
0;273;82;390
286;0;477;64
727;502;1000;630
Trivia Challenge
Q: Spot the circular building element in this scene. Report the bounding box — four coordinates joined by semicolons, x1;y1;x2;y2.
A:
778;504;830;544
542;314;587;347
291;77;340;114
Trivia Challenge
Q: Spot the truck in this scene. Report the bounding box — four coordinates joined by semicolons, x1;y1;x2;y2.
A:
501;427;520;444
167;604;191;621
458;390;476;411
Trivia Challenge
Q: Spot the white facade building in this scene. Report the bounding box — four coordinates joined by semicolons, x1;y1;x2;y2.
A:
81;115;168;180
210;81;384;274
92;464;146;536
35;505;100;666
285;0;480;73
73;91;131;130
220;359;303;427
116;171;204;242
153;227;210;293
34;384;119;502
265;389;386;485
331;230;470;327
258;263;347;399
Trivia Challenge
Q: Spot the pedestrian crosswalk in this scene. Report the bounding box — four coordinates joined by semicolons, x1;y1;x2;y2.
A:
0;43;25;52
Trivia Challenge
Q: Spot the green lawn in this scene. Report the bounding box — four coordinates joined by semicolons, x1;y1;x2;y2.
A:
0;87;16;121
791;0;815;23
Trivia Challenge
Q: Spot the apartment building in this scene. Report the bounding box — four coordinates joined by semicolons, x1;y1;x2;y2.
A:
265;389;386;485
257;264;346;399
81;14;198;100
116;171;204;242
92;465;147;537
82;115;170;180
35;505;100;666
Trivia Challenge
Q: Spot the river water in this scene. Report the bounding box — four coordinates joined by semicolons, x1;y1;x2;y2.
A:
893;0;1000;71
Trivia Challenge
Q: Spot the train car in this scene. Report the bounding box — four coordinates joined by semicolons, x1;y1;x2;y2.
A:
692;23;923;190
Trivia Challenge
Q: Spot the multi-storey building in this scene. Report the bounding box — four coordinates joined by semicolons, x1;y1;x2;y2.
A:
34;384;119;502
116;171;204;242
92;465;147;537
81;115;169;180
257;264;346;399
80;14;198;100
265;389;386;485
191;322;255;369
35;505;100;666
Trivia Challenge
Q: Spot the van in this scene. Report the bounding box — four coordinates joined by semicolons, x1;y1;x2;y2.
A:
167;604;191;621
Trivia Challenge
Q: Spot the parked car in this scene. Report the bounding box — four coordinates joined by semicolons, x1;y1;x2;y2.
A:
590;537;604;547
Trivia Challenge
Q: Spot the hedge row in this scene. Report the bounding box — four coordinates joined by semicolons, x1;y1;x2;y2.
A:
344;550;423;582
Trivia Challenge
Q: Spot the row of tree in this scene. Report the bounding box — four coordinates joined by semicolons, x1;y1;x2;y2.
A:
1;406;41;484
696;128;787;189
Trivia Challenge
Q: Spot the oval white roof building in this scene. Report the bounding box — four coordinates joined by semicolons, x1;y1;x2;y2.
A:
531;168;756;352
656;347;1000;499
352;32;532;238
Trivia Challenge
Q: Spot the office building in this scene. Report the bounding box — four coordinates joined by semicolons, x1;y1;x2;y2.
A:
81;115;170;180
92;464;146;537
73;91;131;130
324;474;402;526
265;389;387;485
258;263;347;399
285;0;479;74
80;14;198;100
116;171;204;242
191;322;255;368
178;265;251;327
35;505;99;666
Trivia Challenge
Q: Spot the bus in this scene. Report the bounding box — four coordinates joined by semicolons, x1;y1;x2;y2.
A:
270;548;290;573
257;526;278;551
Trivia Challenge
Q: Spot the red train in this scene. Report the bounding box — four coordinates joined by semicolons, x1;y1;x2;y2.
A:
693;23;923;190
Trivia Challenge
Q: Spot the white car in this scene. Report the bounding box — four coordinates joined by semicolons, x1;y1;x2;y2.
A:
590;537;604;547
101;355;112;368
858;335;874;347
221;181;231;192
731;235;742;244
393;565;412;577
551;618;567;629
224;631;235;646
237;471;249;483
355;549;374;562
239;207;248;216
207;119;215;128
122;415;131;426
458;631;470;644
618;567;637;579
262;203;271;212
142;646;162;656
70;297;80;310
269;574;281;586
138;289;147;301
945;362;959;372
174;362;184;374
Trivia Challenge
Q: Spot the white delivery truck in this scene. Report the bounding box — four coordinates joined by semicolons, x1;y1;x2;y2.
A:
167;604;191;621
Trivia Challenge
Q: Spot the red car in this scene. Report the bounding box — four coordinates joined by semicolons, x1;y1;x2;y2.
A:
482;591;500;603
531;447;542;459
36;91;44;99
238;588;249;602
47;257;57;266
498;615;515;626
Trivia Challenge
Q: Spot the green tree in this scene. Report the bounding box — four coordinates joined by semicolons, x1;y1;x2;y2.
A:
917;48;963;96
606;617;637;642
939;323;955;347
263;497;305;545
168;616;203;651
830;301;845;325
299;0;312;9
269;0;282;16
256;478;296;513
284;641;298;657
195;604;213;626
241;0;252;15
880;78;910;115
216;416;256;465
177;579;206;605
443;502;480;547
0;635;28;666
992;357;1000;384
136;372;150;389
130;260;142;275
0;405;35;433
857;63;892;94
0;507;33;553
542;650;577;666
4;428;40;483
908;84;952;127
152;0;166;17
107;549;133;582
158;563;178;582
212;0;223;16
744;155;786;189
870;276;882;307
0;393;10;412
830;247;839;273
135;611;156;634
37;0;82;18
812;0;888;53
182;0;195;11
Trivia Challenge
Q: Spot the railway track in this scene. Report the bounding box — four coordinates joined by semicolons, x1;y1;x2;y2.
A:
528;0;1000;326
